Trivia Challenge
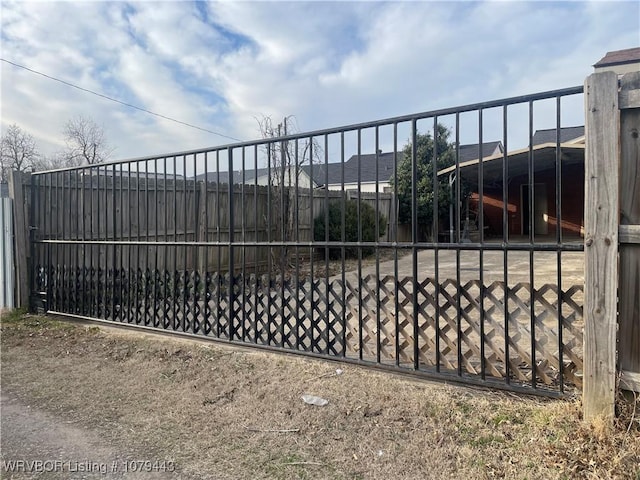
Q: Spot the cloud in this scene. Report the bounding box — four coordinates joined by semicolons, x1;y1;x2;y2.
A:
1;0;638;165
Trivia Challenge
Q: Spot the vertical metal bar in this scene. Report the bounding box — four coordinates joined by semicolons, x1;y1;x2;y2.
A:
253;145;259;344
267;142;273;345
393;123;400;367
69;170;73;314
135;161;141;325
502;105;510;385
411;120;419;370
173;156;178;330
120;164;124;322
241;148;246;342
478;109;486;380
216;150;221;338
104;165;109;320
182;155;188;332
228;147;235;341
455;118;462;376
280;135;287;349
357;128;363;360
99;166;105;320
455;113;461;245
294;139;301;350
528;100;537;389
203;152;210;334
153;158;159;328
192;153;198;334
81;168;86;316
163;157;169;329
126;164;133;324
528;101;535;244
340;132;346;357
555;95;564;393
309;137;316;353
72;170;80;314
61;169;66;313
324;133;330;355
375;126;381;364
142;161;149;326
453;115;461;375
112;164;117;323
47;172;53;312
433;117;441;374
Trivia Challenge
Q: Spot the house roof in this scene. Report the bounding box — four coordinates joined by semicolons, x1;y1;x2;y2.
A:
304;141;502;187
458;141;503;163
190;141;504;187
194;166;313;185
532;126;584;146
438;143;585;185
303;151;398;186
594;47;640;68
438;126;586;180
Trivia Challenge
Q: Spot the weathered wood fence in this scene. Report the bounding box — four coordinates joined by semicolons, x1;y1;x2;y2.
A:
13;173;394;275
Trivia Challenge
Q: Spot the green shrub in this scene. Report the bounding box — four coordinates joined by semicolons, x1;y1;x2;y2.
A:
313;199;387;259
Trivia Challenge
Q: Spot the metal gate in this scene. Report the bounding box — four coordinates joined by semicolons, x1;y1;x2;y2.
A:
29;86;585;396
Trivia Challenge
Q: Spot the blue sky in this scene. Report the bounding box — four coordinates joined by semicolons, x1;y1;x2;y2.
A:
1;1;639;164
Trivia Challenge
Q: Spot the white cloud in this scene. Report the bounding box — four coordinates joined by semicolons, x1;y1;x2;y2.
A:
1;0;638;165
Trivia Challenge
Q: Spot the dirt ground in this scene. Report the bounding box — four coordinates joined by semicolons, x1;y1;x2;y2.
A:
1;310;639;480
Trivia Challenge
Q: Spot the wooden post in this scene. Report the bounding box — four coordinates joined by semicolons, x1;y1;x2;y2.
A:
8;170;30;308
583;71;619;423
618;71;640;393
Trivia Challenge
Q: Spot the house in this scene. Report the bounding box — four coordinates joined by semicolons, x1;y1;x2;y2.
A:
194;166;315;189
438;126;585;239
593;47;640;75
191;142;502;193
436;47;638;241
303;141;503;192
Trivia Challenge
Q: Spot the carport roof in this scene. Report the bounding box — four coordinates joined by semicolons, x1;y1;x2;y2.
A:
437;142;585;186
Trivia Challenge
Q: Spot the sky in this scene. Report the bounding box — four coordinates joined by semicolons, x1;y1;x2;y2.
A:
1;0;639;169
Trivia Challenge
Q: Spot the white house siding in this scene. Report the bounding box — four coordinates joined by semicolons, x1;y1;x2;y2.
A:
326;182;391;192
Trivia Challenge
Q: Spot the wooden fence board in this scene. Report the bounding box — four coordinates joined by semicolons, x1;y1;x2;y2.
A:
583;71;619;421
618;72;640;386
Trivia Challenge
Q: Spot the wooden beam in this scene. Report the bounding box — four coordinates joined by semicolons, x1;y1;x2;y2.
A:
619;88;640;110
619;225;640;244
583;71;619;423
618;71;640;384
8;171;30;308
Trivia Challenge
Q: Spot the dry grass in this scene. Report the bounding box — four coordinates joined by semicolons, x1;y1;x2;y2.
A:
1;311;639;479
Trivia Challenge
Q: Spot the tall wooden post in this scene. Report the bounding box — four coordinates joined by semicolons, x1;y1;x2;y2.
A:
583;71;619;422
618;71;640;392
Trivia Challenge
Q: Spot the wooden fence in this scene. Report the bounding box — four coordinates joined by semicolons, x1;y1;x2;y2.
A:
20;173;395;274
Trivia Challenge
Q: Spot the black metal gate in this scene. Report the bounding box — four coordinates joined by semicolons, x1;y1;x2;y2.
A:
30;86;585;396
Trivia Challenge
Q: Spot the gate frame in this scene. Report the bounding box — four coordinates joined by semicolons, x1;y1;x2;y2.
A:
7;73;638;423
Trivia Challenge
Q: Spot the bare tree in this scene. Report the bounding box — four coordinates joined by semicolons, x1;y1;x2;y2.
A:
63;115;113;165
257;115;321;272
35;151;83;171
0;124;40;182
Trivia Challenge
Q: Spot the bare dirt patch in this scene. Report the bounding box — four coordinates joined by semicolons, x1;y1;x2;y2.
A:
2;311;639;479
